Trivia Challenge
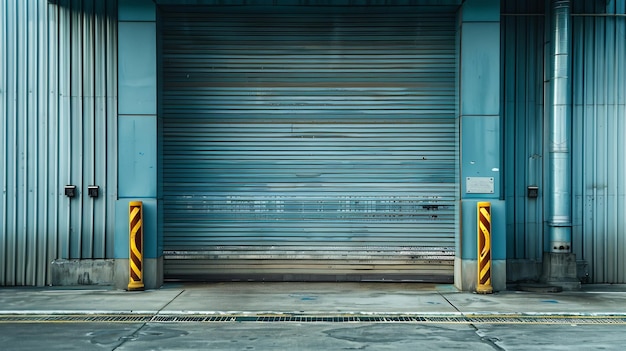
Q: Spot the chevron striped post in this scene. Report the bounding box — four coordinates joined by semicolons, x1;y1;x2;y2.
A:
128;201;144;291
477;202;493;294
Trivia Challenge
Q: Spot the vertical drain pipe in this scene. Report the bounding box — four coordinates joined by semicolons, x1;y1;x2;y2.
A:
549;0;572;253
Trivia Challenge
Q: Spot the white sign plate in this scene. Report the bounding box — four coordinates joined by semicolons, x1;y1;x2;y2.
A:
466;177;494;194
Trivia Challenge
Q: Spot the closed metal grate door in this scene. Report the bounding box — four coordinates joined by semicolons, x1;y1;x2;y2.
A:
160;5;458;282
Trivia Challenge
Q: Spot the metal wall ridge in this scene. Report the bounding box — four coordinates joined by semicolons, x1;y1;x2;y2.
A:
503;0;626;283
0;0;118;286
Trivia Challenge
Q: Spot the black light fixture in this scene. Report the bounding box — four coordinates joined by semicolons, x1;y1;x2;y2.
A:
527;186;539;199
64;185;77;198
88;185;100;198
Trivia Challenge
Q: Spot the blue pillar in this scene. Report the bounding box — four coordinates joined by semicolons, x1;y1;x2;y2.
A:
115;0;161;289
456;0;506;291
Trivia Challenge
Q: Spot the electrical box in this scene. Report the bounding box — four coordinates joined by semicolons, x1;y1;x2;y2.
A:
88;185;99;198
64;185;77;198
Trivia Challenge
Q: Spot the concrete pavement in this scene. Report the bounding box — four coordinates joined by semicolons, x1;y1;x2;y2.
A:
2;282;626;316
2;283;626;350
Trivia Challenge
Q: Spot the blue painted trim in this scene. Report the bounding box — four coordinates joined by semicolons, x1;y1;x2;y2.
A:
118;22;157;115
461;115;501;199
117;4;160;262
119;0;156;22
461;0;500;22
118;115;157;198
460;22;501;116
458;0;504;265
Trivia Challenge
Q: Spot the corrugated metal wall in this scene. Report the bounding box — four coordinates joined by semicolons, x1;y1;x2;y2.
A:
503;0;626;283
571;0;626;283
0;0;117;286
502;0;546;262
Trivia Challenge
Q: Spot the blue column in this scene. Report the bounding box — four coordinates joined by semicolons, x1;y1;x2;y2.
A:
115;0;161;289
457;0;506;291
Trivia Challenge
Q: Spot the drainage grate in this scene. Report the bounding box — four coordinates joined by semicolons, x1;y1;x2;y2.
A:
151;315;236;323
1;314;625;325
466;316;626;325
255;316;462;323
0;315;153;323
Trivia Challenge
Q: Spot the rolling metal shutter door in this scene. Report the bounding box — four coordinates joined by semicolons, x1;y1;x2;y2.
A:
160;6;457;282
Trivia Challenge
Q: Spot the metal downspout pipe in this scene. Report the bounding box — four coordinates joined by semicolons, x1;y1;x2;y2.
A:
549;0;572;253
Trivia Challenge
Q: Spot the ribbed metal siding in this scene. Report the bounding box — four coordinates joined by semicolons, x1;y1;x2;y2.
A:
502;0;546;261
0;0;117;286
571;0;626;283
160;6;457;281
503;0;626;283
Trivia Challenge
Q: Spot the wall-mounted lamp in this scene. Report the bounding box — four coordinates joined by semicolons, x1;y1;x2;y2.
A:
65;185;77;198
88;185;100;198
527;186;539;199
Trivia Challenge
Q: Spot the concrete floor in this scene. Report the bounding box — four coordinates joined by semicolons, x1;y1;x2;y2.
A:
1;283;626;350
3;282;626;315
2;320;625;351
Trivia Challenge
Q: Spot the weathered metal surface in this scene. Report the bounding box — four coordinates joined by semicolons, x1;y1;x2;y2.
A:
159;6;458;281
571;0;626;283
503;0;626;283
502;0;546;263
0;0;117;286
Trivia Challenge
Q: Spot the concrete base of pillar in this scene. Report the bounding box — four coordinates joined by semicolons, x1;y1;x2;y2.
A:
506;259;542;282
455;258;506;292
540;252;581;291
51;259;115;286
114;257;164;290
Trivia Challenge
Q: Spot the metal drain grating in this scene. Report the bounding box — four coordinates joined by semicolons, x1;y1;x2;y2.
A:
151;315;236;323
1;314;625;325
466;316;626;325
0;315;153;323
255;316;462;323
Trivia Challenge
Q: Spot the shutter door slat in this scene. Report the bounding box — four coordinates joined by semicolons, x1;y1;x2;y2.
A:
161;6;458;282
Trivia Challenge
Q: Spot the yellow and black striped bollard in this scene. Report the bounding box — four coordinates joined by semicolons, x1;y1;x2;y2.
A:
477;202;493;294
128;201;144;291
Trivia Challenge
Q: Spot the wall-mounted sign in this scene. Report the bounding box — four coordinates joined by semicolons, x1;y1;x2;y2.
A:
466;177;494;194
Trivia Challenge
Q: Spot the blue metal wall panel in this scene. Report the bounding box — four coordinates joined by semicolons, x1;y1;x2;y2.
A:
501;0;545;262
0;0;117;286
156;0;462;6
460;23;501;116
160;6;458;281
117;0;159;264
118;22;157;115
118;116;158;198
571;0;626;283
503;0;626;283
